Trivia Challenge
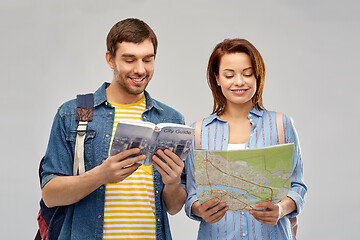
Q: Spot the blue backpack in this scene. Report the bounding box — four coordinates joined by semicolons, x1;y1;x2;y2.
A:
35;94;94;240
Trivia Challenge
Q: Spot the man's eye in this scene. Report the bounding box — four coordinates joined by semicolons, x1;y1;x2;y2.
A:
123;58;135;63
143;58;153;63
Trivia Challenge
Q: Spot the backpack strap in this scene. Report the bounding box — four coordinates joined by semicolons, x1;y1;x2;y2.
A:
275;112;298;238
276;112;285;144
194;118;204;150
73;94;94;175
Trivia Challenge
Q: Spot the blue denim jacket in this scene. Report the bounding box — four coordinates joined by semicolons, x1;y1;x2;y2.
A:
41;82;185;240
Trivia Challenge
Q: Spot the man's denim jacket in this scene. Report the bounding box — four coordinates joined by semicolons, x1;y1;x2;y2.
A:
41;82;185;240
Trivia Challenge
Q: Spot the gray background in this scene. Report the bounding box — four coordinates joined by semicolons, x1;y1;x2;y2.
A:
1;0;359;239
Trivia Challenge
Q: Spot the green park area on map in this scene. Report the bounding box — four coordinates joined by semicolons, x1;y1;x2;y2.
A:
194;143;294;211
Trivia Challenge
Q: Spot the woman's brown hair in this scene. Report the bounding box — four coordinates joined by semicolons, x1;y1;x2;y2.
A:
207;39;266;115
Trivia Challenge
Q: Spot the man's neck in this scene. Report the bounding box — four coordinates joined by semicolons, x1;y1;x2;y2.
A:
106;82;145;105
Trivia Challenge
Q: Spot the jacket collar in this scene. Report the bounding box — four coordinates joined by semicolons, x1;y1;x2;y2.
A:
144;91;163;111
94;82;109;107
93;82;163;111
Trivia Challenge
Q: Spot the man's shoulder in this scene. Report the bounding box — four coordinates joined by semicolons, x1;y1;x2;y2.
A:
57;82;108;117
151;98;182;115
147;95;184;124
57;98;77;117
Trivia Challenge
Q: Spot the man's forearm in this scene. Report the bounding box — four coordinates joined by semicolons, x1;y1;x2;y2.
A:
163;183;187;215
42;165;105;208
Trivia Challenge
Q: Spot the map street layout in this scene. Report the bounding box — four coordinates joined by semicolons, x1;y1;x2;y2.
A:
194;143;293;211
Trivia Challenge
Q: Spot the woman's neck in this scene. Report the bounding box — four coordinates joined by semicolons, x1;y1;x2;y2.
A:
220;101;254;121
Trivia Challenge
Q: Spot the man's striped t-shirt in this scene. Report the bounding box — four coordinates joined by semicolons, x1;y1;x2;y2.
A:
103;96;156;239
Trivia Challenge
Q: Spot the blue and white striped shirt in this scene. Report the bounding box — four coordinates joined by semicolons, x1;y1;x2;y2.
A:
185;108;307;240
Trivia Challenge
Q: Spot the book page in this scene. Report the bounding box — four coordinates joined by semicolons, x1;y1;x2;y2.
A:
110;122;155;165
155;126;194;161
157;122;193;129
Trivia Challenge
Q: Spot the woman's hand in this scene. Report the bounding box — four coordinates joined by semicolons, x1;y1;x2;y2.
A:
249;197;296;225
249;202;283;225
192;198;228;224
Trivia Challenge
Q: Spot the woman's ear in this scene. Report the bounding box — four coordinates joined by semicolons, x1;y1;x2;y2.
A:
215;74;221;86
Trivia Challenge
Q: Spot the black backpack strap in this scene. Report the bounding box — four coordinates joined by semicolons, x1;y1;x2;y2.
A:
76;93;94;122
73;93;94;175
34;230;41;240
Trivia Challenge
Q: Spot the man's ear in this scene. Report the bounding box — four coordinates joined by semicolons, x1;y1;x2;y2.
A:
105;51;114;69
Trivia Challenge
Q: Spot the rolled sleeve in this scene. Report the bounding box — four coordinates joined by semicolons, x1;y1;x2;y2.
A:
41;107;74;188
41;173;60;189
184;144;203;221
284;114;308;218
287;189;306;218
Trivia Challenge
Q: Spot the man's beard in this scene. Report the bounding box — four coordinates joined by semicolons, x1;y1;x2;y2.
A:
113;63;151;96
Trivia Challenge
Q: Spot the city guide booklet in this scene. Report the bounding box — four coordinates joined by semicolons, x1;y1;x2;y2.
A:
194;143;294;211
110;120;195;166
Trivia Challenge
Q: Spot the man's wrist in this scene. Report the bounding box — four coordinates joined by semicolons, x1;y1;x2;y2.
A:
164;181;182;193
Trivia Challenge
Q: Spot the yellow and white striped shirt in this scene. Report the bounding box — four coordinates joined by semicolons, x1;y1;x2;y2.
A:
103;96;156;239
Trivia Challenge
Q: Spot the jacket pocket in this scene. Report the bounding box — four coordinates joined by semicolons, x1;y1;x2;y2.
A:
66;130;96;170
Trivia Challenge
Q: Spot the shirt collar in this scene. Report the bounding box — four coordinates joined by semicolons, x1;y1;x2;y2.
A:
249;107;264;117
204;107;264;126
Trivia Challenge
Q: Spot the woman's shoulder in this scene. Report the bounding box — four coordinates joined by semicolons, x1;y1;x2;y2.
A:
259;108;292;121
191;113;220;127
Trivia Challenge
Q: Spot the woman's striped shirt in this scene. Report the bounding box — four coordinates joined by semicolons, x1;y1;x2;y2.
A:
185;109;307;240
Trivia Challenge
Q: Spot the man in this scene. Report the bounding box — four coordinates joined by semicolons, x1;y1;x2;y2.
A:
41;18;187;239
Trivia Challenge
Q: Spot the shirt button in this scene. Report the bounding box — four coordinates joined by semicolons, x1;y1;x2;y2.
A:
106;134;110;138
157;219;160;222
241;212;244;215
98;215;102;219
242;233;246;236
100;186;103;190
156;190;159;194
109;112;113;115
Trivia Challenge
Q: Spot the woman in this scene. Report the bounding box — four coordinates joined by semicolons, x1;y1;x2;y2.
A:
185;39;307;239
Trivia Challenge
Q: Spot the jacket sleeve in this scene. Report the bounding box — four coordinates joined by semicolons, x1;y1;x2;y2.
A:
284;114;307;218
41;107;74;188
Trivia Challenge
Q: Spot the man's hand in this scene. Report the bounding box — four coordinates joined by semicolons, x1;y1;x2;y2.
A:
99;148;145;184
152;149;187;215
152;149;184;186
42;148;145;208
249;202;282;225
192;199;228;224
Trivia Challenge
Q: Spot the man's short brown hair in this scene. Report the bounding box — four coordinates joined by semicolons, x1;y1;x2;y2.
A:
106;18;158;58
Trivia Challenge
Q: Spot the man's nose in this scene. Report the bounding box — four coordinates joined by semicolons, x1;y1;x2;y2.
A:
134;61;146;75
